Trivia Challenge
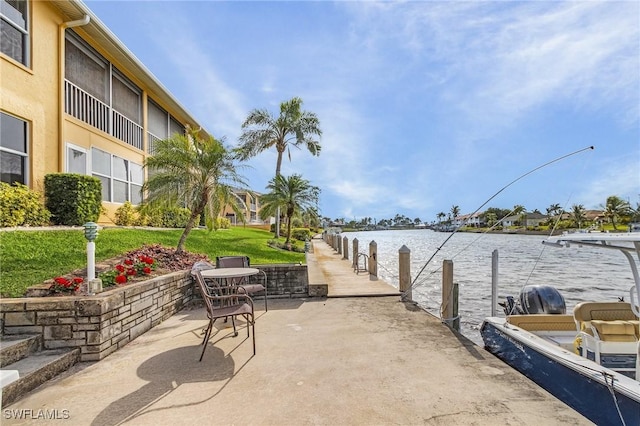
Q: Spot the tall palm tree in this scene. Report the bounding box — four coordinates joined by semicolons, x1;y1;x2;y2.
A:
450;205;460;225
571;204;586;229
259;174;320;245
236;97;322;237
143;127;248;254
602;195;631;231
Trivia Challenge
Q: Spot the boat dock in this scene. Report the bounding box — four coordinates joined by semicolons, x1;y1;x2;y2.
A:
2;239;592;425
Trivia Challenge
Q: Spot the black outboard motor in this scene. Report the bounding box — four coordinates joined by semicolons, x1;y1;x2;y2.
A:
519;284;566;314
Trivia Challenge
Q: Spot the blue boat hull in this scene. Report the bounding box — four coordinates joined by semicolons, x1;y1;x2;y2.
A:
481;321;640;425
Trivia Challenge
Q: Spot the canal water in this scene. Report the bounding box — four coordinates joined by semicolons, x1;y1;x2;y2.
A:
341;229;635;345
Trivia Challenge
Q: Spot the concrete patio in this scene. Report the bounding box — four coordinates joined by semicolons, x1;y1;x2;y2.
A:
1;238;592;425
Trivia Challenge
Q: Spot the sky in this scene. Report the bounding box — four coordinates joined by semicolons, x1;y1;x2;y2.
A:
84;0;639;223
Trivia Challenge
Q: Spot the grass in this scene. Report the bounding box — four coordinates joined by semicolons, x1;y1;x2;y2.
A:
0;226;306;298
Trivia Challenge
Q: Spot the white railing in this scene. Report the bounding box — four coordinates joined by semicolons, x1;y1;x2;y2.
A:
65;80;109;133
112;110;143;150
147;132;162;155
65;79;143;150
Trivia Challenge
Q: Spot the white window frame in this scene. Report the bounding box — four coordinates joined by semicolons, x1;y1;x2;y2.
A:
65;143;88;175
90;147;143;205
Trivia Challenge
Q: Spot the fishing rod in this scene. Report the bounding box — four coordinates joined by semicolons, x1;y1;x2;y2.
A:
408;145;595;290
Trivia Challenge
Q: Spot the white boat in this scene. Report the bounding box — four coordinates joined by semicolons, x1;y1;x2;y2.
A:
481;232;640;425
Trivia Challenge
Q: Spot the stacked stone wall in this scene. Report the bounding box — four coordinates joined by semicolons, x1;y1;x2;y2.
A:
0;264;309;361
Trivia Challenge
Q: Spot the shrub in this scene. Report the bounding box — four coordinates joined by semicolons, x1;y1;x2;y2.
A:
267;239;305;253
207;216;231;230
291;228;311;241
137;205;194;228
45;174;102;225
0;182;51;227
114;201;138;226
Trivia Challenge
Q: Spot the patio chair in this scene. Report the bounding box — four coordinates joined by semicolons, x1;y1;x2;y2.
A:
216;256;268;311
192;269;255;359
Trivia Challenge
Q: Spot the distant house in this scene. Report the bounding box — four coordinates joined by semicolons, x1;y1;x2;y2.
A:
502;212;548;227
453;212;484;228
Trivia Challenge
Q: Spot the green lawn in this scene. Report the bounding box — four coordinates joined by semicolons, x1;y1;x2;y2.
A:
0;227;305;298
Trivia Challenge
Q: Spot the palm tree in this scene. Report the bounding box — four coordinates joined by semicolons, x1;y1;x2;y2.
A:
570;204;586;229
143;127;248;254
236;97;322;237
259;174;320;245
602;195;631;230
450;205;460;226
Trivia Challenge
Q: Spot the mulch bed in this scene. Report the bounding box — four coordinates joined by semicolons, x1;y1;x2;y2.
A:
38;244;209;297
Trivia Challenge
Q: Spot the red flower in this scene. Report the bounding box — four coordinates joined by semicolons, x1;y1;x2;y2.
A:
115;274;127;284
116;264;125;273
144;257;154;265
73;277;84;284
54;277;68;285
124;259;133;266
127;268;136;276
143;267;151;274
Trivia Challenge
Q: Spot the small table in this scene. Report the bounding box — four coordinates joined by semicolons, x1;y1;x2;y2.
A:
200;268;260;280
200;267;260;291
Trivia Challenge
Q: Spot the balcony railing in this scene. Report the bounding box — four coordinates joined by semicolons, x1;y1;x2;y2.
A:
147;132;162;155
65;80;143;151
65;80;109;133
112;110;143;150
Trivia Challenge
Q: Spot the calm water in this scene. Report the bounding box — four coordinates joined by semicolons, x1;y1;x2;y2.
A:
341;229;635;345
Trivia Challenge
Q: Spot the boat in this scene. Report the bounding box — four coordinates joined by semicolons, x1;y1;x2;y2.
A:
481;232;640;425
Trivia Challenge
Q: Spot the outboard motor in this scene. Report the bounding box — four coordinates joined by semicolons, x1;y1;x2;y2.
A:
519;285;566;314
500;295;524;316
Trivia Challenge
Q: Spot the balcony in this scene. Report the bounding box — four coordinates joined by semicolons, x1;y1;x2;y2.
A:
65;80;143;151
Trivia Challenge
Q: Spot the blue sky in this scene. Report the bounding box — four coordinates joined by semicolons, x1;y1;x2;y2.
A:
85;0;639;223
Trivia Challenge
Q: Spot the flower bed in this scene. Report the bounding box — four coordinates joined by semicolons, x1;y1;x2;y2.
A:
1;270;194;361
0;242;311;362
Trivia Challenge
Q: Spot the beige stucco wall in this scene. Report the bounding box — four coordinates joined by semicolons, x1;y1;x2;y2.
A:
0;1;62;192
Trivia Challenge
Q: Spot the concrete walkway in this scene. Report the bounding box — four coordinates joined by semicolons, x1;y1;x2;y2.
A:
309;238;401;297
2;240;592;425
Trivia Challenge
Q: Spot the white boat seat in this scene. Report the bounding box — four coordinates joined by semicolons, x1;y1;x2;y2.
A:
590;320;637;342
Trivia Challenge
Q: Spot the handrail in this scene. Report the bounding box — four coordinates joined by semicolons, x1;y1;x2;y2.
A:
354;252;368;274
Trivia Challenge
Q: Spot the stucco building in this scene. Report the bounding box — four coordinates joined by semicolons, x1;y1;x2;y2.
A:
1;0;263;225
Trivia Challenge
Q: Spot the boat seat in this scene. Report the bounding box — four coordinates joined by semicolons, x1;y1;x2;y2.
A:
589;320;637;342
572;301;638;333
507;314;576;332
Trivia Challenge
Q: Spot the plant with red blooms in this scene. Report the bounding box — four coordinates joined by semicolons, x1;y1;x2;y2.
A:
99;255;157;288
51;276;83;294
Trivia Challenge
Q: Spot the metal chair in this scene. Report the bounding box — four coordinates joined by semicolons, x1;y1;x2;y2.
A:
192;269;255;359
216;256;268;311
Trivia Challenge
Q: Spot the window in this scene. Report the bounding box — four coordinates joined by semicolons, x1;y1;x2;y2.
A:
1;0;29;66
65;32;108;103
169;117;184;137
112;70;141;124
0;111;28;185
91;148;143;204
66;144;87;175
147;100;168;139
92;148;111;201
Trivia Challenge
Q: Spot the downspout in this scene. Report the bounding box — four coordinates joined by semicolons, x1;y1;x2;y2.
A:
58;14;90;172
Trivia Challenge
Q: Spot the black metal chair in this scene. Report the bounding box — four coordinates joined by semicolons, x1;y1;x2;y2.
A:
216;256;268;312
192;269;255;359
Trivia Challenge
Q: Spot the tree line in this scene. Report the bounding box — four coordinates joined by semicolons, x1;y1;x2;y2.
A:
328;195;640;232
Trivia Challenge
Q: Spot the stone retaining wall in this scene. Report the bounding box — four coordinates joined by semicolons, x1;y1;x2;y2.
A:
0;264;309;361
